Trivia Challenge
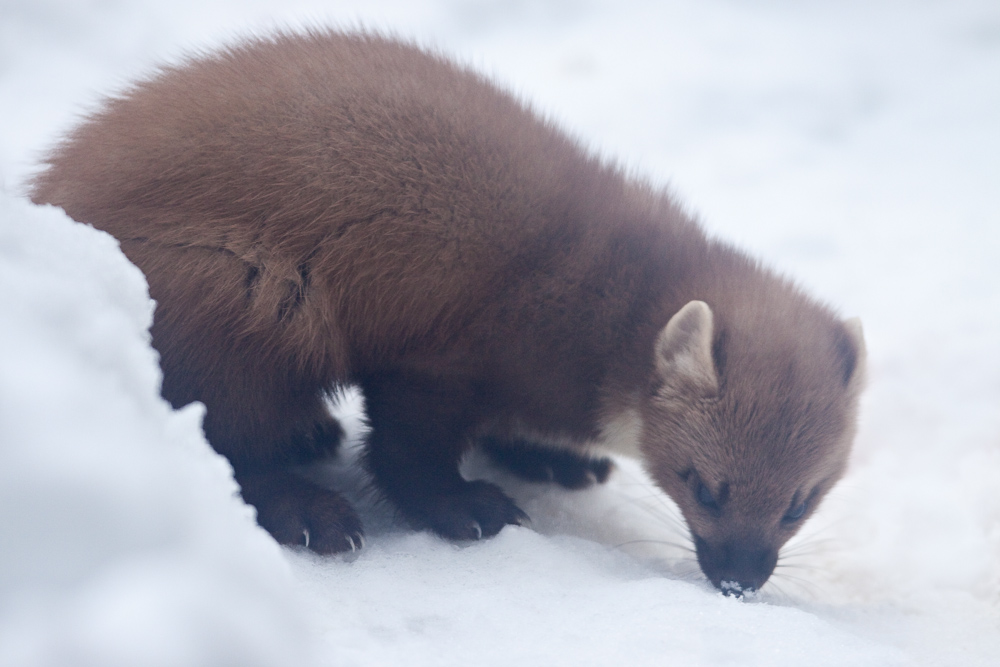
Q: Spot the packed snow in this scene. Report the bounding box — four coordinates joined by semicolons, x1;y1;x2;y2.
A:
1;1;998;665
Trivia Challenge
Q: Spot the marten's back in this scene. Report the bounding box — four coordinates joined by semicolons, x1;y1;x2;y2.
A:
33;31;673;370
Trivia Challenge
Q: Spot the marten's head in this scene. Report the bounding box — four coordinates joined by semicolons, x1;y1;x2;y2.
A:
639;300;865;594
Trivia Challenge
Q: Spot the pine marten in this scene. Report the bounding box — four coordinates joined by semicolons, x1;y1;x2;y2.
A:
32;30;865;593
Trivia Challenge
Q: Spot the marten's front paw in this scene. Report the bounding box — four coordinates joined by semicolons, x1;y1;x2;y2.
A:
409;480;529;540
238;470;364;554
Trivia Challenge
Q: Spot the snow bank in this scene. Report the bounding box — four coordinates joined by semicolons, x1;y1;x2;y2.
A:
0;194;318;667
288;525;912;667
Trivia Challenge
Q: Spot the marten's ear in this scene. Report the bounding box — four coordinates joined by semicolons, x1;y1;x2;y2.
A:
840;317;866;391
655;300;718;396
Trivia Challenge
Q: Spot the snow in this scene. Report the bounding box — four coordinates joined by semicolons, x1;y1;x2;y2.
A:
1;1;998;665
0;197;318;666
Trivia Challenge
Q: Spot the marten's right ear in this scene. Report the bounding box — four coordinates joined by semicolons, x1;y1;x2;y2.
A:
655;300;719;396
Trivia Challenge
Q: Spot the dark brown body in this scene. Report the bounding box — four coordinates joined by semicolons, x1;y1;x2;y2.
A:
33;30;865;592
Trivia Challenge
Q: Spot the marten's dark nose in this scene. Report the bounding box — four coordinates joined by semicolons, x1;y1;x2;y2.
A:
694;535;778;595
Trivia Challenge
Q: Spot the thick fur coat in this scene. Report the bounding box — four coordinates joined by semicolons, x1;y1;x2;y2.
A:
33;30;865;592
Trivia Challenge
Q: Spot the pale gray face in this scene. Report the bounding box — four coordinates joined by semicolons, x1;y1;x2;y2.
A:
639;301;864;594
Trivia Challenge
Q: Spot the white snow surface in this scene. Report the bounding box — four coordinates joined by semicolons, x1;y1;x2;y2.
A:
1;1;998;665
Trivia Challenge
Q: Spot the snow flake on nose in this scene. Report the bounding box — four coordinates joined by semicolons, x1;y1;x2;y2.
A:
719;580;759;600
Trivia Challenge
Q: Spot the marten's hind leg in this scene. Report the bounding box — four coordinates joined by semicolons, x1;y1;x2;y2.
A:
480;437;614;489
197;378;363;555
230;394;364;554
138;241;362;553
185;373;363;554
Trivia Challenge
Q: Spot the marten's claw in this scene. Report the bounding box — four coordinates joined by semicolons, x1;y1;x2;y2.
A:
238;470;364;555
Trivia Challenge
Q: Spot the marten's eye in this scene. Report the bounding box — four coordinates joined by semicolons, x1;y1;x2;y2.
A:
696;481;718;510
783;500;808;523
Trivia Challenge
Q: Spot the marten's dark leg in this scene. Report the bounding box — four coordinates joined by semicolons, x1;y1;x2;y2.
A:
203;392;363;554
217;396;363;555
362;372;528;540
199;384;362;554
129;240;362;554
480;437;614;489
197;387;363;554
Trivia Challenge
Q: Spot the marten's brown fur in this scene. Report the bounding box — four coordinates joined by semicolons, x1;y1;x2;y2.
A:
32;30;865;592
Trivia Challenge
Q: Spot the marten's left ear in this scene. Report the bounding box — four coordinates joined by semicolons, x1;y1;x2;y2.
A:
840;317;866;391
655;300;718;396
